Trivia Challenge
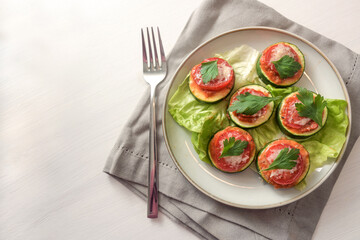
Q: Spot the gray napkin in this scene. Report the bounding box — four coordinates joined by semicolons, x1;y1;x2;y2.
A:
104;0;360;239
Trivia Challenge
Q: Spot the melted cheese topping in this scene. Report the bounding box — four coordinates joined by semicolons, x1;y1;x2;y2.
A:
267;148;281;164
219;138;249;169
223;154;250;169
216;62;232;83
286;98;312;126
269;167;298;178
269;44;296;62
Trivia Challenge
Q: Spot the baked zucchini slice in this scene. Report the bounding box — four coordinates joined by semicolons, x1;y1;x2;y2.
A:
277;91;328;138
189;57;234;103
256;139;310;188
228;85;275;128
257;42;305;87
208;126;256;173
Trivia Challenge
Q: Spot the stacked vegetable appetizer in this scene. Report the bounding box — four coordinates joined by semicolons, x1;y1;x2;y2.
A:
208;127;256;173
277;89;328;138
228;85;276;128
257;42;305;87
189;57;234;102
170;42;344;190
256;139;310;188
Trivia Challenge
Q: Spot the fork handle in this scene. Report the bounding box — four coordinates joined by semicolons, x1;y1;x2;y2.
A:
147;86;158;218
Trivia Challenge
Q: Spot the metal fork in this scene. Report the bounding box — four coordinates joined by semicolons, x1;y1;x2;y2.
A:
141;27;167;218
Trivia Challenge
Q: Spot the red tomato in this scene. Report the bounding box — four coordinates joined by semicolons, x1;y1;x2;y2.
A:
208;127;255;173
191;57;234;91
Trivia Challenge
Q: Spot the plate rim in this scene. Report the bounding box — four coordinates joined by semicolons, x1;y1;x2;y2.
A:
162;26;352;209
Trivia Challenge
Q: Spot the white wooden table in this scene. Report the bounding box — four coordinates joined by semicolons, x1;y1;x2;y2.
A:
1;1;360;239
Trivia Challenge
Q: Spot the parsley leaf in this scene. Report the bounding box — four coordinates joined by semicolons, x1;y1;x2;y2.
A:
262;148;299;171
295;88;327;127
272;55;302;79
228;92;280;115
220;137;248;158
201;60;218;84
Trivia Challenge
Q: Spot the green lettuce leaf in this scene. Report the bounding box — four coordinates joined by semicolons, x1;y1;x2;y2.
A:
247;114;279;150
215;45;262;89
303;99;348;173
302;141;337;173
308;99;348;155
168;75;229;133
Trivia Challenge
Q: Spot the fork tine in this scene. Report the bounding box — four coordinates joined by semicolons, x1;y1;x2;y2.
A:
146;28;154;69
141;29;148;71
157;27;166;67
151;27;159;69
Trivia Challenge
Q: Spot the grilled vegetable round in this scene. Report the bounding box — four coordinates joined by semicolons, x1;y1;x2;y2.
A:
277;91;328;138
228;85;275;128
208;126;256;173
189;57;234;103
256;139;310;188
256;42;305;87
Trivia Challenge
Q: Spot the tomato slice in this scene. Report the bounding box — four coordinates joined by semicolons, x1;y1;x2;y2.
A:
208;127;255;172
191;57;234;91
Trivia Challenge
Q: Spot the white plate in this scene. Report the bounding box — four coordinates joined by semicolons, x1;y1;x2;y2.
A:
162;27;351;209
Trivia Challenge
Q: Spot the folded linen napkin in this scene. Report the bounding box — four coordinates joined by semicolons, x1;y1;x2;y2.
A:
104;0;360;239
